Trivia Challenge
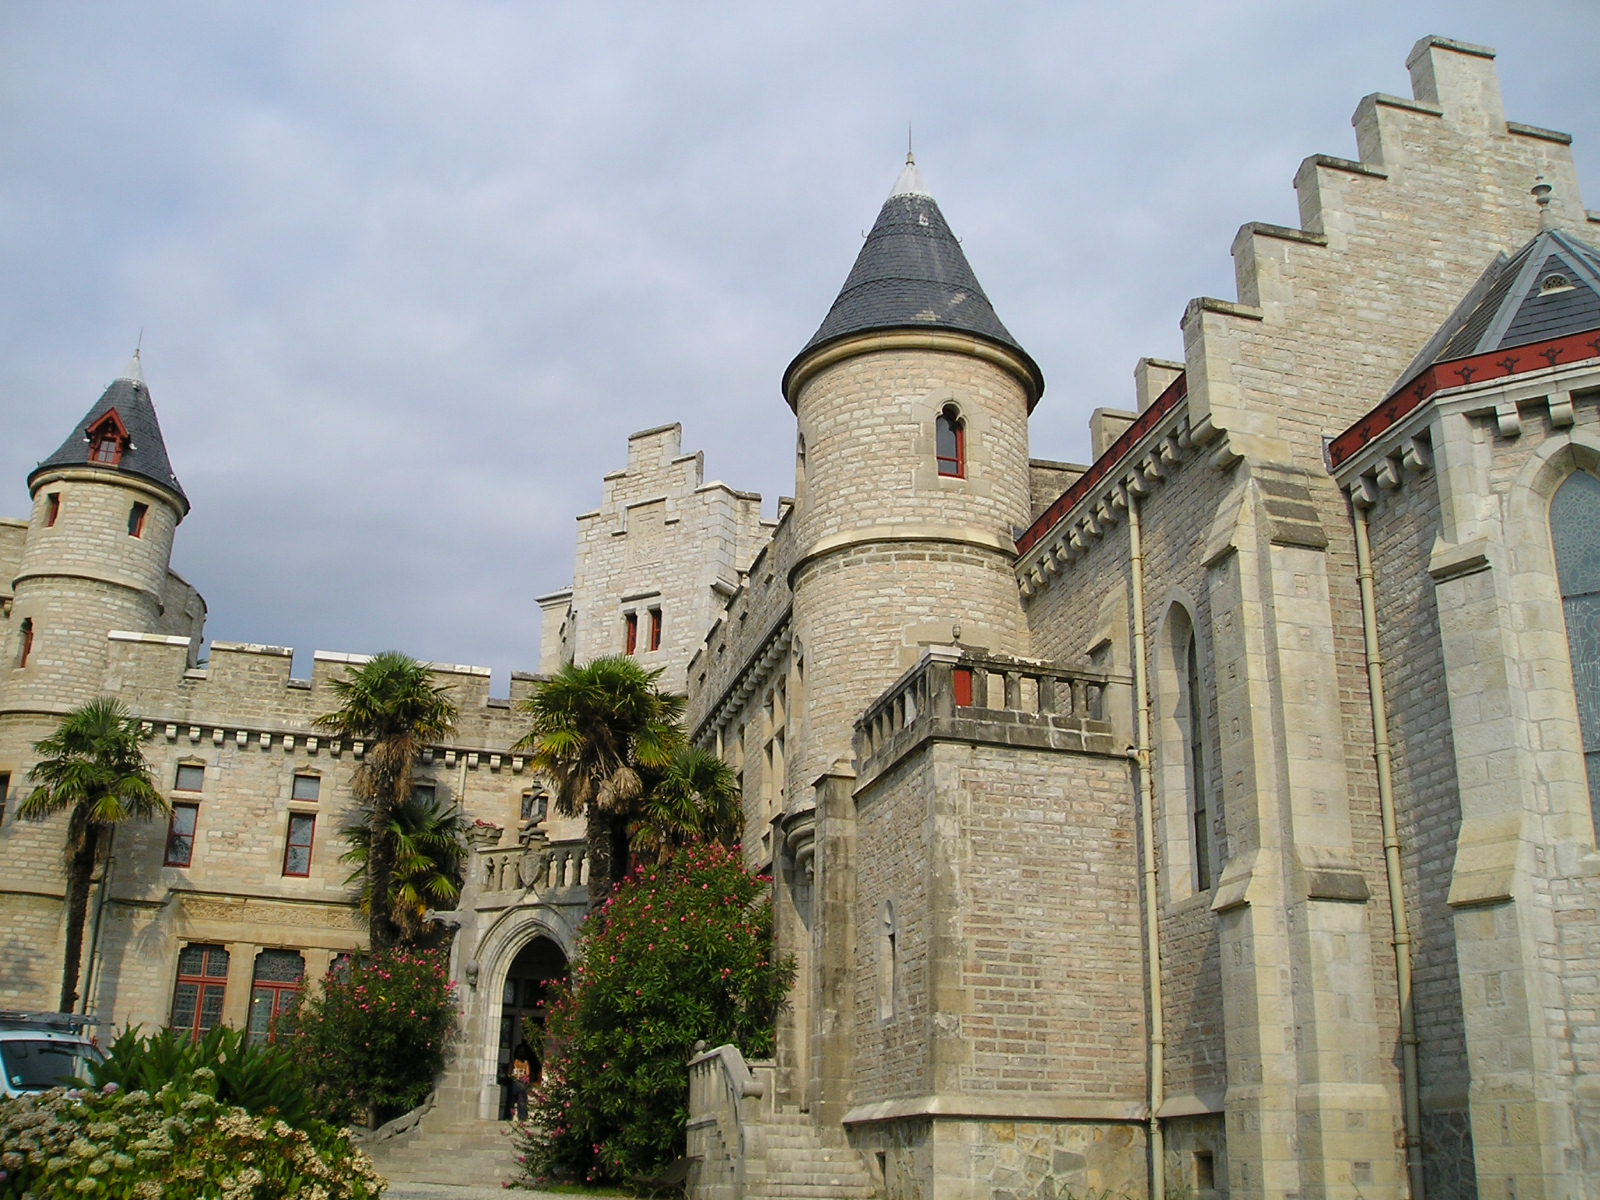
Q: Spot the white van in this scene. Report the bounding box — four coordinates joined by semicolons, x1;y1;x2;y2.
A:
0;1011;104;1098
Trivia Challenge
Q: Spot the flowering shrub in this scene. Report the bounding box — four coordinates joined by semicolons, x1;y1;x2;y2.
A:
515;842;793;1186
85;1024;312;1129
290;945;458;1126
0;1075;382;1198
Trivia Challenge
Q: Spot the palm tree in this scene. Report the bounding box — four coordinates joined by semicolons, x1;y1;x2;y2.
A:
315;651;458;948
515;656;685;902
340;791;468;945
19;697;167;1012
633;745;742;862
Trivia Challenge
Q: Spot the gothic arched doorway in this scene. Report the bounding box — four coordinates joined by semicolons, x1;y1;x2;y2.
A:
498;936;567;1112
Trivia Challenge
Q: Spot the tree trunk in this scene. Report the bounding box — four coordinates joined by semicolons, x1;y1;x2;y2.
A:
585;808;614;906
58;821;99;1012
369;796;399;949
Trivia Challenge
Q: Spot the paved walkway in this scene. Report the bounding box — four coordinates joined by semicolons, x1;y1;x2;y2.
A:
384;1183;627;1199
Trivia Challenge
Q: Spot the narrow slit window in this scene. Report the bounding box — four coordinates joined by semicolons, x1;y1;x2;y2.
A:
936;405;965;478
1186;634;1213;891
624;611;639;655
45;493;60;527
0;773;10;826
128;502;148;538
17;619;33;668
648;607;663;651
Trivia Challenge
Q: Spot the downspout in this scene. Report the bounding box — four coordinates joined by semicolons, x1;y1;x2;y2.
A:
1352;501;1425;1200
1128;492;1166;1199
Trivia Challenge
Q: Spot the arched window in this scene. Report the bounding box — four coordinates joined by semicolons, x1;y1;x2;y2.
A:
1185;633;1212;890
1552;471;1600;827
935;405;965;478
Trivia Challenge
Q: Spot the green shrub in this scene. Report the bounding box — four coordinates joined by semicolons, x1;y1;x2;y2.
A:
84;1025;312;1128
516;843;793;1186
290;946;458;1126
0;1074;382;1198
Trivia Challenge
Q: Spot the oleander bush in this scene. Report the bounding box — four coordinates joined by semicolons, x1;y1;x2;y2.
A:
514;843;793;1188
290;945;458;1126
0;1075;382;1199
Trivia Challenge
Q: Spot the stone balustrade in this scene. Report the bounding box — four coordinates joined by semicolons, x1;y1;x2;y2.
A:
686;1042;774;1200
474;837;588;899
854;649;1116;781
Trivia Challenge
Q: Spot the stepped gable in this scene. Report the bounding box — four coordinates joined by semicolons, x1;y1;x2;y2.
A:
29;350;188;507
1390;227;1600;398
783;154;1044;405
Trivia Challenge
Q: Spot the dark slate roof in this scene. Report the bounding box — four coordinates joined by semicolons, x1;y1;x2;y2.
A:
1391;227;1600;397
30;354;188;508
783;158;1043;405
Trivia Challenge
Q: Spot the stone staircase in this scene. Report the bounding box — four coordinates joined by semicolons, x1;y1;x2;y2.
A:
744;1105;880;1199
362;1116;521;1189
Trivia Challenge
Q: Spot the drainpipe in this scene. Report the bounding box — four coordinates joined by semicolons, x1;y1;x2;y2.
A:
1127;492;1166;1200
1352;502;1425;1200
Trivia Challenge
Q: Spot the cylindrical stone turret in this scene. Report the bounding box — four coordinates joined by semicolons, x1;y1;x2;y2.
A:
782;158;1044;794
5;355;188;716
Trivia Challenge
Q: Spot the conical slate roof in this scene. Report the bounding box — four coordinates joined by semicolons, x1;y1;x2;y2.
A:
30;352;188;507
1390;227;1600;397
784;157;1043;405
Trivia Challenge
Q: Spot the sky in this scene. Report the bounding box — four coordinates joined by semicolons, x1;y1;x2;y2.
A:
3;1;1597;691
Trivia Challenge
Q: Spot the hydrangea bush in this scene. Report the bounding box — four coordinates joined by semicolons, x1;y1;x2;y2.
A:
515;842;793;1186
0;1074;382;1199
290;946;458;1126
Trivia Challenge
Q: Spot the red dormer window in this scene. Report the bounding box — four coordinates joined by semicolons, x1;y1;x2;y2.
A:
86;410;131;467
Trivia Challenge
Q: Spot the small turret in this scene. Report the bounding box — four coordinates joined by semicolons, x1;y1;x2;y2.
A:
785;157;1041;787
5;354;191;714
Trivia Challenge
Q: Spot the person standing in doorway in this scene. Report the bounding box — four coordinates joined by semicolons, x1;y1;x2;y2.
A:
508;1040;534;1122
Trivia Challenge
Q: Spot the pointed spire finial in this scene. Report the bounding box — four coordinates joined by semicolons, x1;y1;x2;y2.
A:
119;346;145;385
889;140;930;199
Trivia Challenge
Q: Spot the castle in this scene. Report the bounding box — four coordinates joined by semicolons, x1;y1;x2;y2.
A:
3;34;1599;1200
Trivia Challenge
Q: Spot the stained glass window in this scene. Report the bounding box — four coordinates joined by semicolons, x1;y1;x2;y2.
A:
1552;471;1600;830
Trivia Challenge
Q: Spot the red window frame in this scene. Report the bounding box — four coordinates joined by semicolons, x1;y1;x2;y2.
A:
165;802;199;867
170;943;229;1042
283;813;315;876
128;502;148;538
86;411;130;467
624;611;639;655
952;667;975;707
18;620;33;668
936;407;966;478
648;608;662;651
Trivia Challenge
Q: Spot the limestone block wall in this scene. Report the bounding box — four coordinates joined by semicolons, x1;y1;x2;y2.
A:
1342;372;1600;1195
555;422;772;695
845;666;1144;1200
1355;462;1478;1194
0;631;574;1029
1183;36;1598;481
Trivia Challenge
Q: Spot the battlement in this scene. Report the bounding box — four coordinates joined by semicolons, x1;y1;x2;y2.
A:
102;634;539;744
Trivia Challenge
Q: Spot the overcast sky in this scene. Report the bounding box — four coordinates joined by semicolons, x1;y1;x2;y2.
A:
3;2;1596;690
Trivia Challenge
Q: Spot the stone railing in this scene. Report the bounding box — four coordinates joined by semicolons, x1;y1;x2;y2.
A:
474;837;588;899
855;649;1116;779
686;1042;774;1200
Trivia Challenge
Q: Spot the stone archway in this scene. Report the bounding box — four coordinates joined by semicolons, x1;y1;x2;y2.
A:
494;936;567;1116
